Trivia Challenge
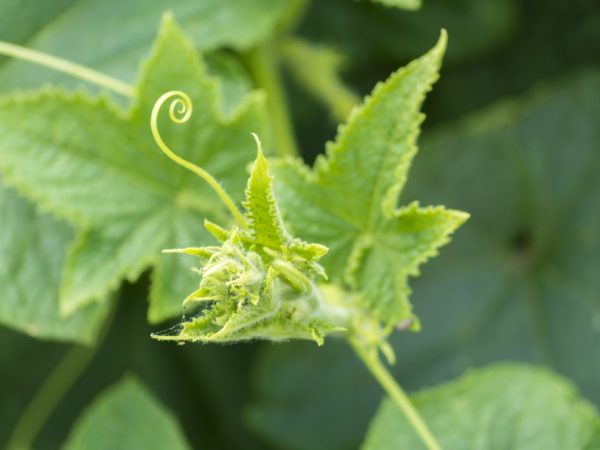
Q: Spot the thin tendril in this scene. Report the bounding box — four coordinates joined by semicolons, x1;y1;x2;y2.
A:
150;91;248;228
0;41;133;97
349;337;442;450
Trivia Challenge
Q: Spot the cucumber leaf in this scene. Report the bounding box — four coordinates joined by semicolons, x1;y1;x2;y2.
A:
273;31;467;330
0;0;75;45
0;178;110;344
63;376;191;450
363;364;600;450
246;70;600;450
0;16;267;323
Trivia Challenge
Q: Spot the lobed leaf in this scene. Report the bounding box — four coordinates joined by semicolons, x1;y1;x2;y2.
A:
0;15;267;323
246;70;600;450
274;31;468;330
362;364;600;450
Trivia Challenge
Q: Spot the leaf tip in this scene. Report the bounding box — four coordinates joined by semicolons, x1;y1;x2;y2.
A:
159;10;177;30
451;209;470;227
429;29;448;64
251;132;267;160
439;29;448;48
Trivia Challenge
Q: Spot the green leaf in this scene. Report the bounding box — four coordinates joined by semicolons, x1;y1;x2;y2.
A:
0;177;110;344
362;364;600;450
371;0;421;11
393;69;600;404
0;0;75;45
0;16;267;323
0;0;293;93
153;150;336;345
244;147;288;250
63;376;191;450
274;31;467;329
245;70;600;450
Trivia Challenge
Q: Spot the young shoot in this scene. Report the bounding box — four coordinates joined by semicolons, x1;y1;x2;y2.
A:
150;92;348;344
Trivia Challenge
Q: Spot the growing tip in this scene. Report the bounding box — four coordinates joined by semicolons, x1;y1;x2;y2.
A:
437;29;448;53
251;132;264;156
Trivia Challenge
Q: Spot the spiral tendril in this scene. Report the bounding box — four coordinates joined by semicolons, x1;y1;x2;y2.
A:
167;94;192;123
150;91;248;228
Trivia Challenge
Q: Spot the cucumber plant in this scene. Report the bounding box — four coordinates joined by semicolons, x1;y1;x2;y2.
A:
0;2;598;450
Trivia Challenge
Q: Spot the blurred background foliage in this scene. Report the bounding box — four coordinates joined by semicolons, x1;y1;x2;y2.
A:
0;0;599;449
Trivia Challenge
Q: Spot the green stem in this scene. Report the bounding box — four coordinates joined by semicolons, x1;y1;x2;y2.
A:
349;337;442;450
6;304;116;450
244;42;299;158
0;41;133;97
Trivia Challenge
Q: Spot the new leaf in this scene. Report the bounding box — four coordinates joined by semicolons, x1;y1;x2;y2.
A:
273;31;467;330
63;377;191;450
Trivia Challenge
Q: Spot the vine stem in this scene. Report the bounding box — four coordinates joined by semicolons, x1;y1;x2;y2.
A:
6;304;117;450
244;42;299;158
349;337;442;450
0;40;133;97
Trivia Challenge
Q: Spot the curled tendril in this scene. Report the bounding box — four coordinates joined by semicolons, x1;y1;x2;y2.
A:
150;90;193;161
150;90;248;228
167;92;192;124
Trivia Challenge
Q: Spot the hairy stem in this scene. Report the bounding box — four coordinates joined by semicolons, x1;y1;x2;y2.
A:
0;41;134;97
349;337;442;450
244;42;299;157
6;304;117;450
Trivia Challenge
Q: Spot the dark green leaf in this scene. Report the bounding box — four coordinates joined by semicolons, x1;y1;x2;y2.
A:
363;364;600;450
274;32;467;328
63;376;191;450
0;0;292;93
245;70;600;450
0;178;110;343
396;69;600;404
